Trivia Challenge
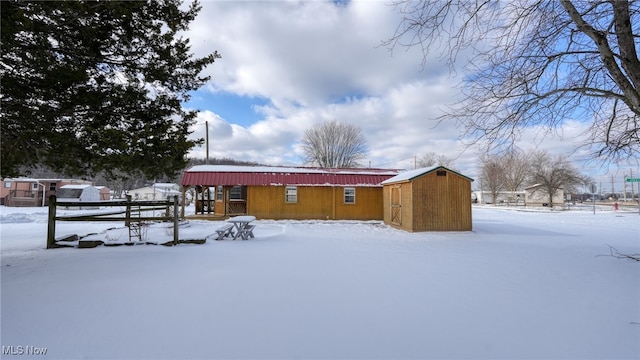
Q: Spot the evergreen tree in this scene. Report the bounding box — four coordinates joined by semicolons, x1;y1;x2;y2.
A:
1;0;220;179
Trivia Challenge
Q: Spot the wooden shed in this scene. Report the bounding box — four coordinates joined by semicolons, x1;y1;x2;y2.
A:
381;166;474;231
180;165;400;220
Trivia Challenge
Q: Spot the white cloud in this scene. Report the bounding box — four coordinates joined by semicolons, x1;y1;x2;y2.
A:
183;0;637;191
187;1;441;103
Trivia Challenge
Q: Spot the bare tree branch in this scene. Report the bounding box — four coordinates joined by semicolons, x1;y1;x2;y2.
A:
529;150;584;207
384;0;640;162
416;152;455;168
478;154;506;205
301;120;368;168
597;245;640;261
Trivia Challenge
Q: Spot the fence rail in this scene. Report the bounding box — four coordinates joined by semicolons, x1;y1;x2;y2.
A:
47;195;180;249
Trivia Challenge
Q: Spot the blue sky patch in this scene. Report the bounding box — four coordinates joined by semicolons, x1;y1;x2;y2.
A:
185;91;270;127
332;0;350;7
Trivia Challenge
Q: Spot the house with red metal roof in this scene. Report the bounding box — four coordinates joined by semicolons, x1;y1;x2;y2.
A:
180;165;401;220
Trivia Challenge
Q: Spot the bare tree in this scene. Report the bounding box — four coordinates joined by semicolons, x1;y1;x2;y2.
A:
416;152;455;168
529;151;584;207
383;1;640;162
502;149;531;203
301;120;368;168
478;155;506;205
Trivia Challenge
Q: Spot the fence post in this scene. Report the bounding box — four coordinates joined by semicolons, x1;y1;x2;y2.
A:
125;195;132;227
180;187;186;219
173;195;179;245
47;195;57;249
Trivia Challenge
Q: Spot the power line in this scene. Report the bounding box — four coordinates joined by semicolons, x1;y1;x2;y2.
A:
372;156;415;168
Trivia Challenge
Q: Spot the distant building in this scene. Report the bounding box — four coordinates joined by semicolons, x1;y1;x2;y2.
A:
95;186;111;201
524;184;564;207
1;178;97;207
472;191;526;205
57;184;101;209
128;183;181;201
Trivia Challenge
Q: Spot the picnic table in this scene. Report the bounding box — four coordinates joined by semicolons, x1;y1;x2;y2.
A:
227;215;256;240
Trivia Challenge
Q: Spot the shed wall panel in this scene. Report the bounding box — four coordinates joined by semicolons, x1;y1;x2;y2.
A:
247;186;385;220
400;182;413;230
334;187;384;220
247;186;325;219
411;172;471;231
382;167;473;232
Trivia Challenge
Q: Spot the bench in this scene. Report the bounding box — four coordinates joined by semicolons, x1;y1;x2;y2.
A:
240;224;255;240
215;223;235;240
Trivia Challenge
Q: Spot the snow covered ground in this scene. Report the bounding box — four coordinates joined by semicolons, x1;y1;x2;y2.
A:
1;204;639;359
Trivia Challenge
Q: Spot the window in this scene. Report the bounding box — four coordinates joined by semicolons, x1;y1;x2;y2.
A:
230;186;243;200
49;182;57;191
32;183;38;190
216;186;223;201
4;181;11;188
436;170;447;176
285;186;297;203
344;187;356;204
57;189;83;198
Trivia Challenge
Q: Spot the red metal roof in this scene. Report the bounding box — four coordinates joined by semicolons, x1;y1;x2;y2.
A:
181;166;400;187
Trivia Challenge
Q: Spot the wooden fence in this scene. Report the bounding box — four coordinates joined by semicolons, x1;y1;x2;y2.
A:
47;195;180;249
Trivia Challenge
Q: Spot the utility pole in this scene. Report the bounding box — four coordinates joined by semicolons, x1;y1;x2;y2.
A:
205;120;209;165
599;181;602;200
610;174;615;199
623;173;627;202
631;169;636;205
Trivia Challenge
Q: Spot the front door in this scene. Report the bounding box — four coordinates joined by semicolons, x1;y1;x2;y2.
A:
226;185;247;215
390;186;401;226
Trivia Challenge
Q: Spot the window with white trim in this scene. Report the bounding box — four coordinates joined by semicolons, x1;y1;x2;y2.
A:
216;186;223;201
4;181;11;188
285;186;297;203
344;187;356;204
32;183;38;190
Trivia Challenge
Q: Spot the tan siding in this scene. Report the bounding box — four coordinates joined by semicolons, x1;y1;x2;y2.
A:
382;186;390;224
334;187;384;220
247;186;383;220
247;186;327;219
383;182;413;231
215;186;226;217
411;172;471;231
401;182;413;230
382;168;473;231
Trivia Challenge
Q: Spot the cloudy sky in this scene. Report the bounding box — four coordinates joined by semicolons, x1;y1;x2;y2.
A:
181;0;637;193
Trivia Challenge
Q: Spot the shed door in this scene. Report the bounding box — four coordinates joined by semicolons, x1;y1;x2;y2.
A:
390;186;401;226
